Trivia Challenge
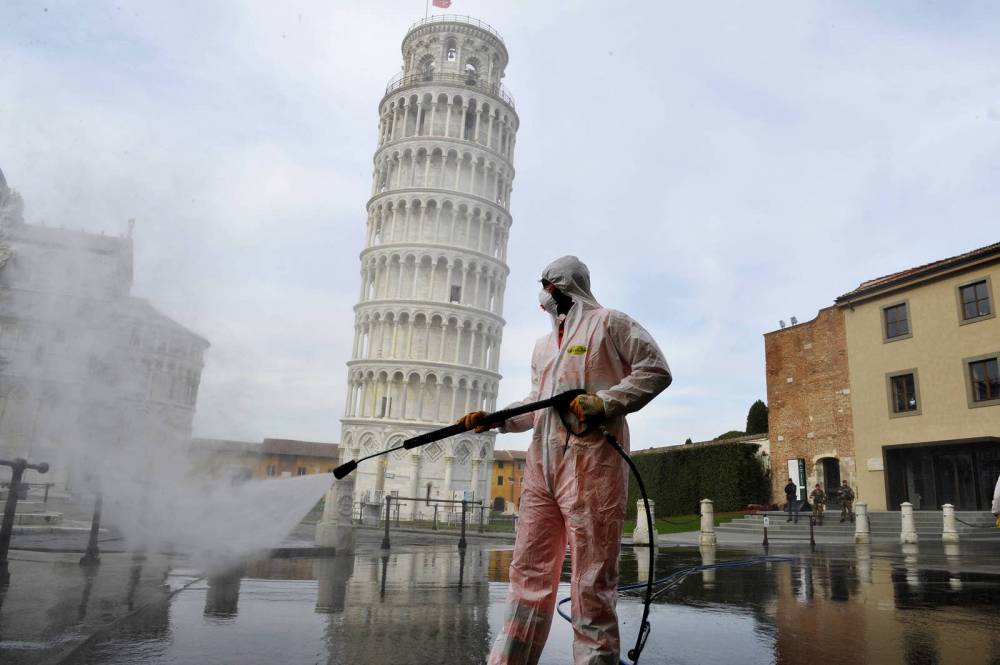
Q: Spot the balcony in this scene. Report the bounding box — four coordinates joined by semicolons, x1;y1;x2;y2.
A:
406;15;505;44
385;70;516;110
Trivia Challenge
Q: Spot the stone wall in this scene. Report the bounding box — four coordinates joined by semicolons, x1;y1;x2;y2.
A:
765;306;855;502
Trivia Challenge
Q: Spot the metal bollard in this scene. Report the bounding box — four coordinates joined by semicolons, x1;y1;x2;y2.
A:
762;514;770;549
381;495;392;550
809;515;816;548
433;504;438;530
458;500;468;551
941;503;959;544
478;505;484;533
0;458;50;586
80;493;103;567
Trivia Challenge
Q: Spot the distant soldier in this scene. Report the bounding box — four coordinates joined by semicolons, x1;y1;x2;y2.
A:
838;481;855;523
810;484;827;525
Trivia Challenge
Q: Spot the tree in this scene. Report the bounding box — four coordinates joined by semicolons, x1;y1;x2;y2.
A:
715;430;745;440
684;438;693;445
745;400;769;435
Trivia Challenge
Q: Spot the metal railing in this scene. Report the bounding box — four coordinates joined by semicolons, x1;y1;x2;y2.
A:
0;481;54;508
352;499;517;545
384;70;516;109
406;15;505;44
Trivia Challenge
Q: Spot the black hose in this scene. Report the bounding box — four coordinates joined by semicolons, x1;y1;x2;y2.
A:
602;428;653;664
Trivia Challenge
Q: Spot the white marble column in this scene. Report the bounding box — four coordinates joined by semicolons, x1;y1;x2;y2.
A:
409;452;421;520
470;458;481;502
443;455;455;502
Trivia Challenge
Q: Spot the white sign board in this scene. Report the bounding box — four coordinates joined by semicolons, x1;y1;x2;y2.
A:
786;458;806;500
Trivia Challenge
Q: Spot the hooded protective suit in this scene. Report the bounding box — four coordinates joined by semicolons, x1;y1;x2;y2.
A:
488;256;672;665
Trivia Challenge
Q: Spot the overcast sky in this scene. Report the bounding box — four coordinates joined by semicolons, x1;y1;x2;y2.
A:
3;1;999;451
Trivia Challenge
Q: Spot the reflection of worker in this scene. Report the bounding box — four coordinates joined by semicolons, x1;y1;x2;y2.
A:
838;481;855;523
810;484;826;525
460;256;671;665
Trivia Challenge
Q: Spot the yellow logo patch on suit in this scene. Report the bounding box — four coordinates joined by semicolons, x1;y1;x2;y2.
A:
566;345;588;356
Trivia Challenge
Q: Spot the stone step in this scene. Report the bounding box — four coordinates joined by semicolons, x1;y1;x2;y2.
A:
9;500;47;514
11;525;94;535
13;511;63;526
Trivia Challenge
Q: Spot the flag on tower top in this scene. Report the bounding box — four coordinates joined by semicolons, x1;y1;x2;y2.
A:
432;0;452;8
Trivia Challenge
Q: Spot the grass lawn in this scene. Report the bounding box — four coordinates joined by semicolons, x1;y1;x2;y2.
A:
622;511;744;535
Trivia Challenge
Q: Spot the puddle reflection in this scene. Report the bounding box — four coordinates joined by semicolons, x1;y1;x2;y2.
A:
64;544;1000;665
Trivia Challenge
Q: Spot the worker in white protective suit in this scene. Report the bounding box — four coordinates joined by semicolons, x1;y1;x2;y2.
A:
459;255;672;665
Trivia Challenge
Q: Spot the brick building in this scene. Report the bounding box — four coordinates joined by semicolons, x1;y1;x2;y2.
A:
764;306;855;506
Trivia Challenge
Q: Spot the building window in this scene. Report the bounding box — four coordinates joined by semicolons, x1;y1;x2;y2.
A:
497;475;504;486
957;278;994;324
297;466;307;476
967;356;1000;406
266;464;277;477
497;461;504;469
446;44;457;62
887;371;920;416
882;302;911;341
450;285;462;303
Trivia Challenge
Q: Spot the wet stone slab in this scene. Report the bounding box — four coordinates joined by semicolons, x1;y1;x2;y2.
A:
3;540;1000;665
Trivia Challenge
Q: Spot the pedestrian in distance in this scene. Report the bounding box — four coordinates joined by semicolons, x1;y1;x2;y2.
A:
784;478;799;524
838;480;855;523
810;483;826;525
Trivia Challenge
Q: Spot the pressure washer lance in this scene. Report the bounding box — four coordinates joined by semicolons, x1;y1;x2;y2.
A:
332;389;586;480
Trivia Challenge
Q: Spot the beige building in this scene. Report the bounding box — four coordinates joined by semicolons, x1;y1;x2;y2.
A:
835;242;1000;511
189;437;340;482
490;449;526;513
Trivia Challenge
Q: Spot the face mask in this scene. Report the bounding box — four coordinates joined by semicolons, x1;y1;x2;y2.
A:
538;289;559;316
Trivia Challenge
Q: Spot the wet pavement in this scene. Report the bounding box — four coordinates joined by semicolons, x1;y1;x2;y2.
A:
2;533;1000;665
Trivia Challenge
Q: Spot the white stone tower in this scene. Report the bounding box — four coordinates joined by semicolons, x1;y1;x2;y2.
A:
341;16;518;518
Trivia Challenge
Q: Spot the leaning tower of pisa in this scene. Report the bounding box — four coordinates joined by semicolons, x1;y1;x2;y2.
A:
341;16;518;518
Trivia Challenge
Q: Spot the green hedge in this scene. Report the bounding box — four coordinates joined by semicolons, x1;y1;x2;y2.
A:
626;443;771;517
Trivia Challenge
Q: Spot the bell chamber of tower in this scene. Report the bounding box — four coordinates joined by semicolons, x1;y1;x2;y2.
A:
341;16;518;516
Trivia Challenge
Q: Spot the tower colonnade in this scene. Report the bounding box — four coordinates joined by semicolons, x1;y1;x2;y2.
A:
351;305;503;371
371;143;513;211
378;93;517;160
341;16;517;515
366;192;510;259
357;249;507;314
